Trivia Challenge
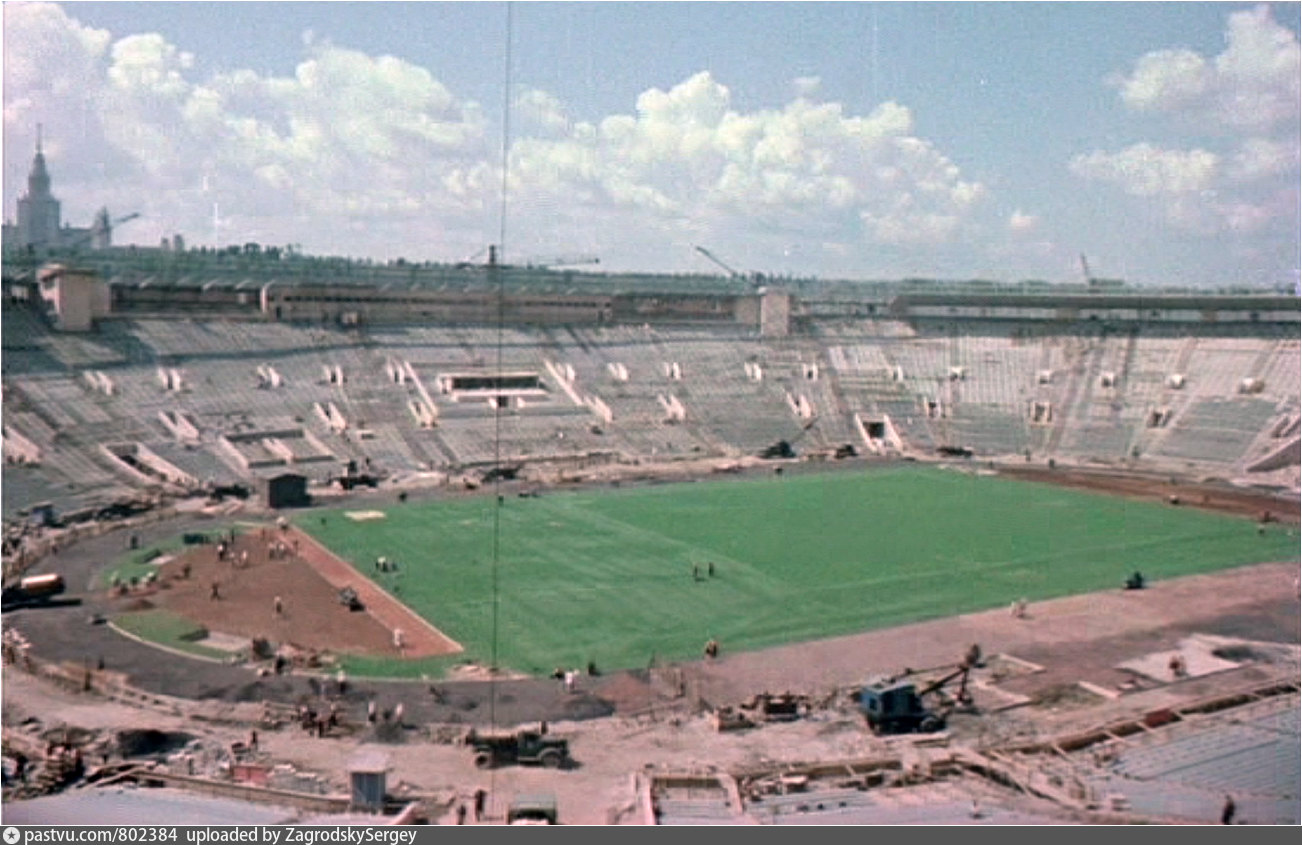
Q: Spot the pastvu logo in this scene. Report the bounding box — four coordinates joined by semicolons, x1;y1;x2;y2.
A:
3;826;21;844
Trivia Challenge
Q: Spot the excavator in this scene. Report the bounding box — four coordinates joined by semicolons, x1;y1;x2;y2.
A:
857;647;979;735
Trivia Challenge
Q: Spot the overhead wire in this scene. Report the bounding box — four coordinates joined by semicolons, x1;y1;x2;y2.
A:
487;0;515;805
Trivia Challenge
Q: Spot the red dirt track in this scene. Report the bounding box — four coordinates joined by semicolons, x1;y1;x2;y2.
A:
287;525;462;657
997;465;1299;523
153;525;460;659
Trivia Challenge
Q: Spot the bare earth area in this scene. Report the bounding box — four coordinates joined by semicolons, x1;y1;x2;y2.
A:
152;525;459;658
998;465;1299;523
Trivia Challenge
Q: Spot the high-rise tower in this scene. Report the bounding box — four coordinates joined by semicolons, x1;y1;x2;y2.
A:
15;128;63;248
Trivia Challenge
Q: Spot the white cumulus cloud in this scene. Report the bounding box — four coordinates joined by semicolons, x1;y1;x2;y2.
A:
507;72;985;252
1078;6;1299;238
4;4;995;271
1116;4;1300;131
1070;144;1219;197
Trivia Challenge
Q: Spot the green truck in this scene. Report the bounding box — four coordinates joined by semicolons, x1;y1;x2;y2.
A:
467;728;570;770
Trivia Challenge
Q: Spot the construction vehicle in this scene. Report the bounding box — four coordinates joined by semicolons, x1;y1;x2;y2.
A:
1;574;67;611
467;727;570;770
858;656;975;735
507;793;559;824
337;586;364;611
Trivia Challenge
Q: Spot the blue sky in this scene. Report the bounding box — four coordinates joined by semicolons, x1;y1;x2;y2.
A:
3;2;1299;288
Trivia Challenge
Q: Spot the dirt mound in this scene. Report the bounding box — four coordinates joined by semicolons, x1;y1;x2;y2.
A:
559;693;615;720
594;673;657;713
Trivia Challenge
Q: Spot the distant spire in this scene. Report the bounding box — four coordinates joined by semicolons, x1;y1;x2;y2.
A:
28;127;51;196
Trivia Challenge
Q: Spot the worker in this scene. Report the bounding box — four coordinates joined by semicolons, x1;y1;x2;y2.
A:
274;595;283;615
473;788;487;821
563;670;577;693
209;580;221;601
1221;794;1236;825
707;561;715;578
704;638;720;659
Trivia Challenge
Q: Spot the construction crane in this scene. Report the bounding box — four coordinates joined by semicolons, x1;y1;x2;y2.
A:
67;211;141;250
694;245;742;278
456;246;490;268
1079;253;1125;290
694;245;766;290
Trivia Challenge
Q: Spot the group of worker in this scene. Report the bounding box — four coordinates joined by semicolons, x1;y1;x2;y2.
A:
553;662;600;693
297;701;342;737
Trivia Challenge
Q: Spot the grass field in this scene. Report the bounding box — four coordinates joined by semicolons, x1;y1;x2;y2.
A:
112;609;228;660
297;467;1297;676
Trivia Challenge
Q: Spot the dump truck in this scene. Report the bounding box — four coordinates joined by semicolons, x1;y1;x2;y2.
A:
1;574;67;610
467;728;570;770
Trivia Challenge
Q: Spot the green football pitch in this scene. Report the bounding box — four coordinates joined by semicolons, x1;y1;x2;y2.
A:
296;467;1296;678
